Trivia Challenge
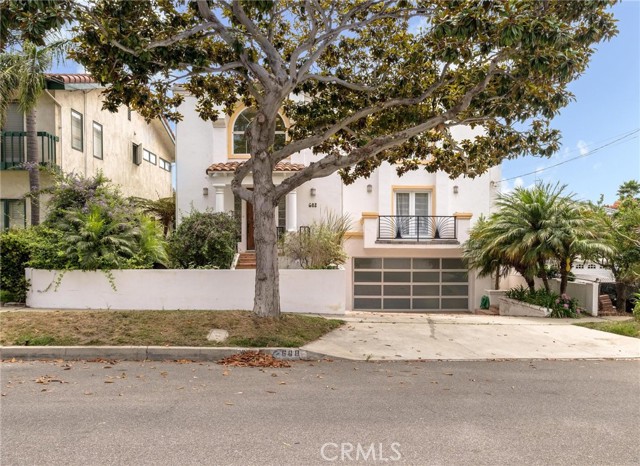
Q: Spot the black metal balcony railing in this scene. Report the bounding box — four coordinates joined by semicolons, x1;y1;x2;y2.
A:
0;131;58;169
378;215;457;241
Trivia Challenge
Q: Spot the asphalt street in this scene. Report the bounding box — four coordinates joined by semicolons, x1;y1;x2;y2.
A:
1;359;638;466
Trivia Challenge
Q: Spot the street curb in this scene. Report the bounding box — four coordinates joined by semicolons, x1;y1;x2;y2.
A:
0;346;330;362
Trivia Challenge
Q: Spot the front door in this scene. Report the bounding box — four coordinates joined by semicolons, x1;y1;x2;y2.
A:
246;200;255;250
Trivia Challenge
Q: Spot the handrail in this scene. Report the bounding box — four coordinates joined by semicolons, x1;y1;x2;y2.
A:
378;215;457;240
0;131;59;169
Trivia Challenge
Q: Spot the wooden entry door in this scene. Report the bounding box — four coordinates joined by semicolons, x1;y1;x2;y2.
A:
246;200;255;250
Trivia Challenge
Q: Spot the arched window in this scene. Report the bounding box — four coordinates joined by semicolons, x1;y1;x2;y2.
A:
232;108;286;156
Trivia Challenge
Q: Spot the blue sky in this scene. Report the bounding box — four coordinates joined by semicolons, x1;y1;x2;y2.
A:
500;1;640;205
54;2;639;204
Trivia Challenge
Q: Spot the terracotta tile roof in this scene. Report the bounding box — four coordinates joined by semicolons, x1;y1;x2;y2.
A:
206;161;305;174
45;73;98;84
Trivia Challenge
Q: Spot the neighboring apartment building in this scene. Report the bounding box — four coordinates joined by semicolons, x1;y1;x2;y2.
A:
175;90;501;312
0;73;175;228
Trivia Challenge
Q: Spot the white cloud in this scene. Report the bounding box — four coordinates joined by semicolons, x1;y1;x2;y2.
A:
577;140;589;156
514;177;524;188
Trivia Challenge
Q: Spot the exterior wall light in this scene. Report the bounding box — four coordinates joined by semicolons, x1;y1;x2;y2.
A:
203;187;209;196
367;184;373;193
310;187;316;197
453;185;459;194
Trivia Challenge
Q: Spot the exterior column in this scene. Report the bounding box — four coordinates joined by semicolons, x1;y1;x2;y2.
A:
286;189;297;231
214;185;225;213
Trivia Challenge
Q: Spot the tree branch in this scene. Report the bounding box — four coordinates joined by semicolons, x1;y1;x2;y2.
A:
274;60;501;197
273;64;453;161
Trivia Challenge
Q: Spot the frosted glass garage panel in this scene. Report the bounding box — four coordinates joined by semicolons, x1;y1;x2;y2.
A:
354;298;382;310
354;285;381;296
442;258;466;269
384;298;411;310
441;271;468;282
413;258;440;269
354;271;382;282
412;298;440;309
413;272;440;283
384;284;411;296
413;285;439;296
384;258;411;269
442;284;468;296
441;298;469;309
354;258;382;269
384;271;411;282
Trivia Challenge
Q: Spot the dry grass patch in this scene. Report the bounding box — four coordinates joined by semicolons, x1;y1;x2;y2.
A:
0;311;343;347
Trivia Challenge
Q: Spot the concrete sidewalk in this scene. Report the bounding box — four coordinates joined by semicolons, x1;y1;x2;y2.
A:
302;312;640;361
2;306;638;362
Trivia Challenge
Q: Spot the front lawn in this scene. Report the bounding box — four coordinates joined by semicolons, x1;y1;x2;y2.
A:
0;311;343;347
576;320;640;339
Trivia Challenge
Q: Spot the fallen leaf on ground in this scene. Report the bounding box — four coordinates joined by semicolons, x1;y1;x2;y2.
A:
34;375;66;385
217;351;290;368
87;358;118;365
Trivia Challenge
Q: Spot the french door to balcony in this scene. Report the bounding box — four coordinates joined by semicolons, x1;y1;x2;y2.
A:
395;192;430;238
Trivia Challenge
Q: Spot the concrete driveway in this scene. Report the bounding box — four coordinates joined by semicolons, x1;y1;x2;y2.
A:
303;312;640;361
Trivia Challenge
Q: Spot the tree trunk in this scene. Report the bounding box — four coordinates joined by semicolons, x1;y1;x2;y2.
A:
559;257;570;295
26;108;40;226
250;108;281;318
538;259;550;292
494;268;500;290
615;282;628;313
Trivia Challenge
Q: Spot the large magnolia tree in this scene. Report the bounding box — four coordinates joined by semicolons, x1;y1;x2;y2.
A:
20;0;616;316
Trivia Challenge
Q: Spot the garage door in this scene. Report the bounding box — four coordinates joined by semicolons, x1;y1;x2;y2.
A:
353;257;469;311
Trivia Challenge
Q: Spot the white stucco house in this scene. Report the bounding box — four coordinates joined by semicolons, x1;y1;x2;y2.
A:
0;73;175;228
175;90;501;313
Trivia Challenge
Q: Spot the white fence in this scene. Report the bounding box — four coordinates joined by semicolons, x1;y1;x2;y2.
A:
25;268;346;315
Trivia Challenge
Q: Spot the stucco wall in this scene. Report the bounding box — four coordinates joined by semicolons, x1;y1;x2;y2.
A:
48;89;174;200
26;268;346;314
2;89;174;224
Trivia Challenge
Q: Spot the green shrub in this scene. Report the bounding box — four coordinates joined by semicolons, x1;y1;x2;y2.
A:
169;210;236;269
283;212;350;269
505;286;582;318
633;293;640;322
41;172;168;271
0;228;35;302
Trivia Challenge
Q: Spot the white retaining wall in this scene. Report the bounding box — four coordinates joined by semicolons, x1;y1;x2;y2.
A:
25;269;346;314
499;273;599;316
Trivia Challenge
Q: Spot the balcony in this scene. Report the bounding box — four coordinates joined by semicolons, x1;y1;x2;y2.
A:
0;131;58;169
357;213;472;249
378;215;457;242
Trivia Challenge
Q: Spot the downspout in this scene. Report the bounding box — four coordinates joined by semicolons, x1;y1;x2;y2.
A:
44;90;62;169
83;90;88;175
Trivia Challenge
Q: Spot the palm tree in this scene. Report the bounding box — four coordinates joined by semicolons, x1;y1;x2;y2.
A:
488;184;567;292
464;215;507;290
470;183;611;295
0;40;67;226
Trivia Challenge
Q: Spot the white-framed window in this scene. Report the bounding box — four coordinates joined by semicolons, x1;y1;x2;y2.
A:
232;108;286;156
394;190;431;237
143;149;157;165
92;122;103;159
1;199;26;229
71;109;83;151
159;158;171;172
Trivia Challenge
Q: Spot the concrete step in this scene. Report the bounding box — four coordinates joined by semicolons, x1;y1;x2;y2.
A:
236;252;257;269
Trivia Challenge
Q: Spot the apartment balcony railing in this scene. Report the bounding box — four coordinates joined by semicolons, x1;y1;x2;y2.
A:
378;215;457;241
0;131;58;169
